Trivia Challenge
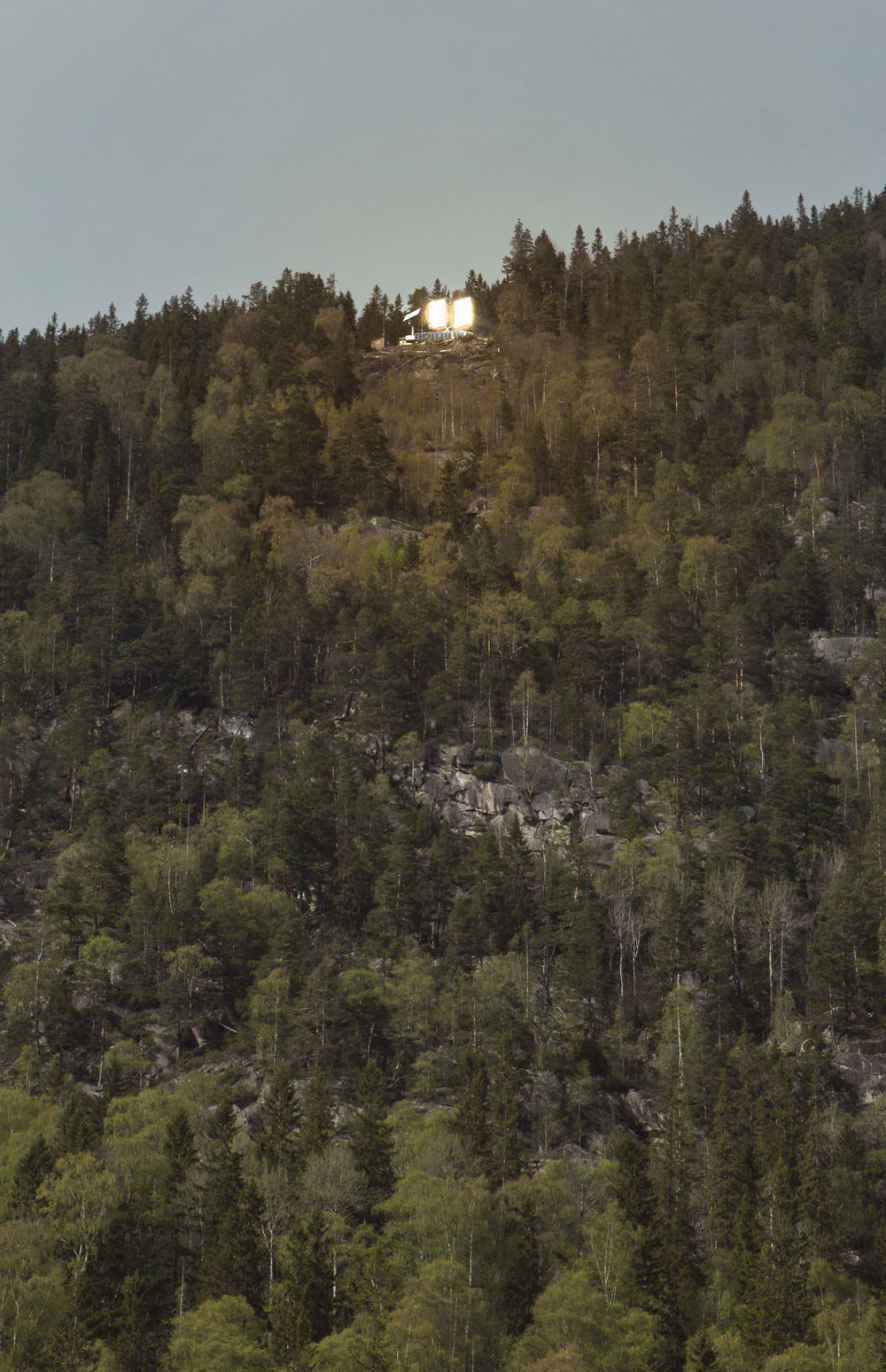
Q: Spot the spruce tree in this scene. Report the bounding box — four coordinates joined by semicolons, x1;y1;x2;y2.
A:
300;1061;335;1160
351;1061;394;1217
270;1210;333;1367
197;1102;263;1312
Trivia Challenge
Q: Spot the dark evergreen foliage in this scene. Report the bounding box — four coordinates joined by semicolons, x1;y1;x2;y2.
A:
3;188;886;1366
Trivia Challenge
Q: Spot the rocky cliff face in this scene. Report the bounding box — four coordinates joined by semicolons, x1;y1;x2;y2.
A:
810;630;876;673
414;743;618;855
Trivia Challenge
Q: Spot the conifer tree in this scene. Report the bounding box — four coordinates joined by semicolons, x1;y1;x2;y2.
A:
351;1061;394;1216
196;1102;263;1312
301;1060;335;1160
270;1210;334;1367
454;1053;491;1176
256;1070;302;1176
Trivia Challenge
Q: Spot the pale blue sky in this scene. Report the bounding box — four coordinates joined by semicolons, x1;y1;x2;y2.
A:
3;0;884;332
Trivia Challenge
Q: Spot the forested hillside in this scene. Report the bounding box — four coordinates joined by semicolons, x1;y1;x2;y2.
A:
3;188;886;1369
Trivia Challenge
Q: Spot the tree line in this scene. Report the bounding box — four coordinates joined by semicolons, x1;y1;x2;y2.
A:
1;188;886;1366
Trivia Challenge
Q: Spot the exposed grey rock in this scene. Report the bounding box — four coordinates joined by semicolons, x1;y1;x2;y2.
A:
367;516;423;540
833;1041;886;1106
0;919;20;948
810;631;875;670
623;1088;663;1133
218;713;254;742
416;743;614;854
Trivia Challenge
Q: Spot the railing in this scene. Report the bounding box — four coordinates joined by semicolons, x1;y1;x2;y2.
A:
402;328;473;344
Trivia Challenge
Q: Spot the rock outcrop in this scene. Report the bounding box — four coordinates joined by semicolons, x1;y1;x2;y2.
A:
810;630;875;674
414;743;617;855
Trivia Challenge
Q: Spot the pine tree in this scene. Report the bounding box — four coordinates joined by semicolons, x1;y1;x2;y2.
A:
454;1053;491;1175
197;1102;263;1312
162;1106;198;1316
11;1133;55;1216
256;1070;302;1176
502;221;534;284
487;1058;525;1188
567;225;592;334
491;1185;541;1336
741;1157;811;1358
270;1210;333;1367
351;1061;394;1216
301;1061;335;1160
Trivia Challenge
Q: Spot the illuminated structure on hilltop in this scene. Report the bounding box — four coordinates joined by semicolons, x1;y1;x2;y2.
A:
401;296;474;343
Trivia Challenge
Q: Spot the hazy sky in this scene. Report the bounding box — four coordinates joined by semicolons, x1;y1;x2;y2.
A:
3;0;884;333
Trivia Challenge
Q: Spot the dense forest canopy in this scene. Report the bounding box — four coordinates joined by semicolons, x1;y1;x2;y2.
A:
2;188;886;1368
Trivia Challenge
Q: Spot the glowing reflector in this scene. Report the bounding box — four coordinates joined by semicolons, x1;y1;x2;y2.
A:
427;298;448;330
452;296;474;330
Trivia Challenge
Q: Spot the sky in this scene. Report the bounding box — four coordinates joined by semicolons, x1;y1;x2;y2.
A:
2;0;884;334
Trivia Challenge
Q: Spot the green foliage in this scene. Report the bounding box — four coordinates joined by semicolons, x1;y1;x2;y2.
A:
386;1257;495;1371
3;192;886;1369
166;1295;272;1371
351;1061;395;1213
269;1211;333;1365
195;1103;263;1311
506;1264;662;1371
37;1151;117;1275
